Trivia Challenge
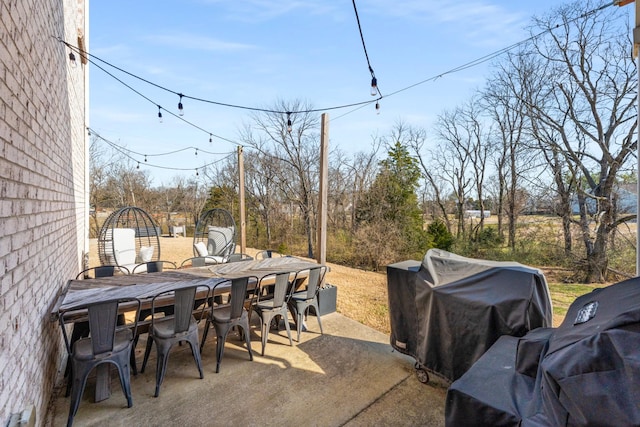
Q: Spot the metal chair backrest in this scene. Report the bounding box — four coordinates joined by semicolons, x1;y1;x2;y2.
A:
76;265;123;280
260;271;295;307
227;253;252;263
61;297;140;356
151;285;206;334
89;300;119;354
256;250;282;260
133;260;177;274
230;277;249;319
213;276;258;320
304;267;326;299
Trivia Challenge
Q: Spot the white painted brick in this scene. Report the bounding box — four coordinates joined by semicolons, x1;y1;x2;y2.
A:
0;0;88;422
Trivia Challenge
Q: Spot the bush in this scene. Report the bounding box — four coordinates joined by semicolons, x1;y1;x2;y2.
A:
426;219;453;251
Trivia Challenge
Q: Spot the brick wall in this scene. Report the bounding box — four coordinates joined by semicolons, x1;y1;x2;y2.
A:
0;0;88;424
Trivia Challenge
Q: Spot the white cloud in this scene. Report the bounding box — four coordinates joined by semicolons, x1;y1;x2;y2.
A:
364;0;528;47
144;34;256;52
197;0;342;22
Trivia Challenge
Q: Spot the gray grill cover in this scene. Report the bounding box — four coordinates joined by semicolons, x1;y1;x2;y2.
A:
387;249;553;382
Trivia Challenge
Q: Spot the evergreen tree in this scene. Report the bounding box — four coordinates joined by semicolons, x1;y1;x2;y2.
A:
356;141;429;262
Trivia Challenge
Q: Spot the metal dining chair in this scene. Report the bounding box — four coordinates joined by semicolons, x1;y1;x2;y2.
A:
131;260;177;274
60;297;141;427
252;271;296;355
140;284;209;397
66;265;130;393
179;256;220;268
255;250;283;260
200;276;259;373
75;265;130;279
288;266;327;342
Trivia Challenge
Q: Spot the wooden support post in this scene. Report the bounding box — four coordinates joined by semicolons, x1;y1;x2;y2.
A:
317;113;329;271
238;146;246;254
634;1;640;275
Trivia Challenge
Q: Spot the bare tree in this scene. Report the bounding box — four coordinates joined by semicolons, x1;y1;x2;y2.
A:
331;141;381;233
433;106;479;238
244;100;321;258
483;56;540;250
515;1;636;281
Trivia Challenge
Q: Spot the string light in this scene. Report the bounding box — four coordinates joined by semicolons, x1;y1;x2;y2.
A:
137;162;140;169
195;169;199;176
375;101;380;114
209;133;212;143
69;51;77;68
144;155;147;162
157;106;163;123
178;94;184;116
370;77;378;97
59;2;612;130
195;148;198;156
286;112;293;133
88;127;236;172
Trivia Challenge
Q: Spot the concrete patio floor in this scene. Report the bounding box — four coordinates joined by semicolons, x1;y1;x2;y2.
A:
46;312;447;426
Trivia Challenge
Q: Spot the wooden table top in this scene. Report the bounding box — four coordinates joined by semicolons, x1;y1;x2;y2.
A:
51;257;323;320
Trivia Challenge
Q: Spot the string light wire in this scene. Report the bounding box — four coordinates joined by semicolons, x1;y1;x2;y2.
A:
351;0;381;97
333;1;614;121
90;128;236;172
59;1;614;133
59;38;379;115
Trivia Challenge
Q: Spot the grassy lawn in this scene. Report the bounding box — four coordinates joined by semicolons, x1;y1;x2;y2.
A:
547;282;603;327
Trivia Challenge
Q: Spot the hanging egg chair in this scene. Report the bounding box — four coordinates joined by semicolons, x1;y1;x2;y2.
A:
192;208;237;263
97;206;161;272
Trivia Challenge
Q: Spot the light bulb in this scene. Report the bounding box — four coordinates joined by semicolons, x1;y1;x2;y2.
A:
69;52;77;68
375;102;380;115
158;107;163;123
286;112;292;133
209;134;212;143
178;94;184;116
195;148;198;156
195;169;199;176
137;162;140;169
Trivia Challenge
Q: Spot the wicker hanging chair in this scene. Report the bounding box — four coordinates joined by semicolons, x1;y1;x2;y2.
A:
98;206;161;271
192;208;237;261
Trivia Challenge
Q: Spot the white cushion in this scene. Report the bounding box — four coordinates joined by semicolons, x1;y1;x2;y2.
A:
113;228;136;265
194;241;208;257
139;246;154;262
207;226;234;256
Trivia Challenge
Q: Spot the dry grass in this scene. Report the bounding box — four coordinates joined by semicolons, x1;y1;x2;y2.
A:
89;237;591;334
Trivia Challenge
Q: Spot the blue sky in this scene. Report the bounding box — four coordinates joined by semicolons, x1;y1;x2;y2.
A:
87;0;612;185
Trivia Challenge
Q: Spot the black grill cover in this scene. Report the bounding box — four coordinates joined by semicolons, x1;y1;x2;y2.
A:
539;277;640;426
387;249;553;382
446;276;640;427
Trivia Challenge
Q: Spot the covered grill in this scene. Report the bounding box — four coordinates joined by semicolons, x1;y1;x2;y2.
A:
386;249;553;383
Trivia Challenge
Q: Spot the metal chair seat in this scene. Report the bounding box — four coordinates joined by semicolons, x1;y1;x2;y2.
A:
73;329;132;361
